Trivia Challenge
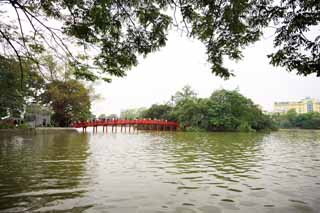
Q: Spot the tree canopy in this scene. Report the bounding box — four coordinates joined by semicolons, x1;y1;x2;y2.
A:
208;89;273;131
0;56;45;119
120;107;146;119
0;51;97;127
141;104;174;120
1;0;319;84
171;85;197;105
42;79;91;126
139;86;276;132
272;109;320;129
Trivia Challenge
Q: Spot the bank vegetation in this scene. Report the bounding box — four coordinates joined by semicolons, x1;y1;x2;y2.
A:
121;86;277;132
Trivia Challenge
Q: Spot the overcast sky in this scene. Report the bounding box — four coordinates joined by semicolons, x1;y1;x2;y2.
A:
92;30;319;116
2;4;318;117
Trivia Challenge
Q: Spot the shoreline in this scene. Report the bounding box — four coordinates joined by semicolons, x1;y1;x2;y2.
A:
1;127;319;134
0;127;78;133
279;128;320;131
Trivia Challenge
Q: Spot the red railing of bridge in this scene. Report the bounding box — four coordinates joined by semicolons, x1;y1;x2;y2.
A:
71;119;179;129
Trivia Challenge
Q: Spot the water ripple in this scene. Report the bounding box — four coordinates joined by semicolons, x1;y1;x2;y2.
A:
0;130;319;212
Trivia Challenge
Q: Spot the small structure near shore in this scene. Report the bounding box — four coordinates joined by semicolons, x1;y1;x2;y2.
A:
24;104;52;127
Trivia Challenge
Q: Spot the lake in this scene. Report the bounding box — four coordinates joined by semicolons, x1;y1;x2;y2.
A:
0;129;319;212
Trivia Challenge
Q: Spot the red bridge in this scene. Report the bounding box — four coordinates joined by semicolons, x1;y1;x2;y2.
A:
71;119;179;133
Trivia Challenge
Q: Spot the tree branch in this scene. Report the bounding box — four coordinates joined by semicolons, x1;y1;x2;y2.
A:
13;1;77;61
0;29;24;89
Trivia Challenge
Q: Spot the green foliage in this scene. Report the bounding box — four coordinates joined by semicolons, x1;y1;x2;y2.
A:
18;123;31;129
98;113;118;120
120;107;146;119
171;85;197;105
0;57;24;119
42;80;91;127
0;122;15;129
141;104;173;120
98;114;107;120
171;98;210;130
106;114;118;119
237;122;255;132
90;113;97;120
207;89;274;131
0;55;93;128
1;0;319;81
0;121;30;129
140;86;275;132
0;56;45;119
274;111;320;129
184;126;206;132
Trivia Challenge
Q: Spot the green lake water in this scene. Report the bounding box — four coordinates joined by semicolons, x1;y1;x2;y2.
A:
0;129;319;212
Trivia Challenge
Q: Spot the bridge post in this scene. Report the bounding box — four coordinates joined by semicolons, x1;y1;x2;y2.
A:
74;119;178;133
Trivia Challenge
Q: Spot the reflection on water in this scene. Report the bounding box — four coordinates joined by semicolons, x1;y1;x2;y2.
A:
0;129;320;212
0;131;91;212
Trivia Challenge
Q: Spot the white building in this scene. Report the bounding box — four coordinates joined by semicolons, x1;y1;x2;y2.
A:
24;104;52;127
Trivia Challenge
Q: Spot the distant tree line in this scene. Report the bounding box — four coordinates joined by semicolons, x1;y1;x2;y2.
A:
120;86;276;132
120;108;146;120
272;109;320;129
98;113;118;120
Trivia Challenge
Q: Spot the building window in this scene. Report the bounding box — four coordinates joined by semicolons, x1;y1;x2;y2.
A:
307;101;313;112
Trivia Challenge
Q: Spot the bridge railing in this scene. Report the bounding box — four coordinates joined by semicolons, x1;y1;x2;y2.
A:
71;119;179;128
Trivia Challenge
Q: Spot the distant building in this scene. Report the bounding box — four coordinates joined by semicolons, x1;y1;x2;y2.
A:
274;97;320;114
24;104;52;127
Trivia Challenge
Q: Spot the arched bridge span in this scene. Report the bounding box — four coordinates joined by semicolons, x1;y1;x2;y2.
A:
71;119;179;133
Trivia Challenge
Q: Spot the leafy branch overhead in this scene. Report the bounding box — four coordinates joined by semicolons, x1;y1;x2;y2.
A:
0;0;319;83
